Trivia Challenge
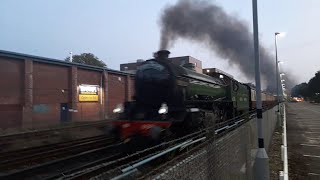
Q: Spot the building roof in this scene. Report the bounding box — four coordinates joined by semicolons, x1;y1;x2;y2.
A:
0;49;134;76
120;55;203;73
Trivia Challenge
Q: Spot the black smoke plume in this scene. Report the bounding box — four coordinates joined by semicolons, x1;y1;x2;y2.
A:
159;0;295;92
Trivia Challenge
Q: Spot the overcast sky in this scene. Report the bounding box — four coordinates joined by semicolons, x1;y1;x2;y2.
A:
1;0;319;85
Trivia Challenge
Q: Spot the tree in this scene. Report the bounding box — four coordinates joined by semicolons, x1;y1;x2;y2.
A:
291;83;309;97
308;71;320;102
291;71;320;102
308;71;320;95
65;53;106;67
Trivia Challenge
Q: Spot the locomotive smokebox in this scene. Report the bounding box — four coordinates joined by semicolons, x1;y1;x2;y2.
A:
155;50;170;59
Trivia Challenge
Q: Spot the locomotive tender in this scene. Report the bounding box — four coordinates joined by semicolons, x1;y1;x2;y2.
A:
111;50;275;141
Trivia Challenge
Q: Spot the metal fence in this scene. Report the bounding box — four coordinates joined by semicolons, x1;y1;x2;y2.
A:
147;106;279;180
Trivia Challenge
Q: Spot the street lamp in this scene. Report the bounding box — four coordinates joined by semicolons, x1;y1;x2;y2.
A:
253;1;270;178
275;32;286;109
275;33;280;107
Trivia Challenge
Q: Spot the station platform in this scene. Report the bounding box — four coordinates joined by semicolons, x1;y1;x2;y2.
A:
286;102;320;179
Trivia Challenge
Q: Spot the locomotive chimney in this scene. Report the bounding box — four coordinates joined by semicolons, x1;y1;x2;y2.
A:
156;50;170;60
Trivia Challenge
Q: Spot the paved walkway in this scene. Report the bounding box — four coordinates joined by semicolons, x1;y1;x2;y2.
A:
286;102;320;179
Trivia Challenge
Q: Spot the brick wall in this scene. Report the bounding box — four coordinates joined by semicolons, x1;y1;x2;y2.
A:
0;57;23;128
32;62;69;126
77;69;102;121
128;76;135;101
107;73;126;116
32;104;60;127
70;66;78;121
0;57;23;104
0;52;135;129
33;62;69;103
22;59;33;128
78;103;101;121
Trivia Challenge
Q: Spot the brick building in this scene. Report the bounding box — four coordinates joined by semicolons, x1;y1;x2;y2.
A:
0;50;134;129
120;56;203;73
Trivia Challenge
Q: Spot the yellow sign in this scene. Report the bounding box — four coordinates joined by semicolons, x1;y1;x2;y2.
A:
79;85;99;102
79;94;99;102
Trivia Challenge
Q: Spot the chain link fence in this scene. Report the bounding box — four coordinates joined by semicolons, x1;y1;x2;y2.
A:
146;106;279;180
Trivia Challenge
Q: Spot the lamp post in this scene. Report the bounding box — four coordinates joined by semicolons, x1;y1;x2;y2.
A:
252;0;270;179
275;33;280;110
275;32;286;109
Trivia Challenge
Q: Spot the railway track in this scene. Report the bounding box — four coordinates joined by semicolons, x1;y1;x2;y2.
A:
0;135;118;180
0;120;109;141
92;109;264;179
57;135;204;180
0;107;274;180
0;120;111;153
49;110;260;180
0;135;109;163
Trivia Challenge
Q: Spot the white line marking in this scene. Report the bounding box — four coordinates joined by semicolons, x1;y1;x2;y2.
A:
298;122;320;124
299;125;320;127
303;154;320;158
300;144;320;147
292;121;320;123
297;122;319;124
294;121;320;123
308;173;320;176
305;132;320;134
305;137;320;140
300;107;320;114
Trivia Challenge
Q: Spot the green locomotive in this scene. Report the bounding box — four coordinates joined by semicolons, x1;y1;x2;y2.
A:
112;50;258;140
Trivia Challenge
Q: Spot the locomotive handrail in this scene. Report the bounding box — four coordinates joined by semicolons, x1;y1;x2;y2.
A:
185;96;227;103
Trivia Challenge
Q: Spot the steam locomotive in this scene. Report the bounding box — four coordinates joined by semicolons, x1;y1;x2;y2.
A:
111;50;275;142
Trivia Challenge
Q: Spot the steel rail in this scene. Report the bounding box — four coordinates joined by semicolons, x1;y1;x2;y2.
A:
0;141;121;180
0;136;114;170
0;135;109;161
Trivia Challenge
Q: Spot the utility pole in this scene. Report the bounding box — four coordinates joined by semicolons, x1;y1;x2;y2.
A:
252;0;270;179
